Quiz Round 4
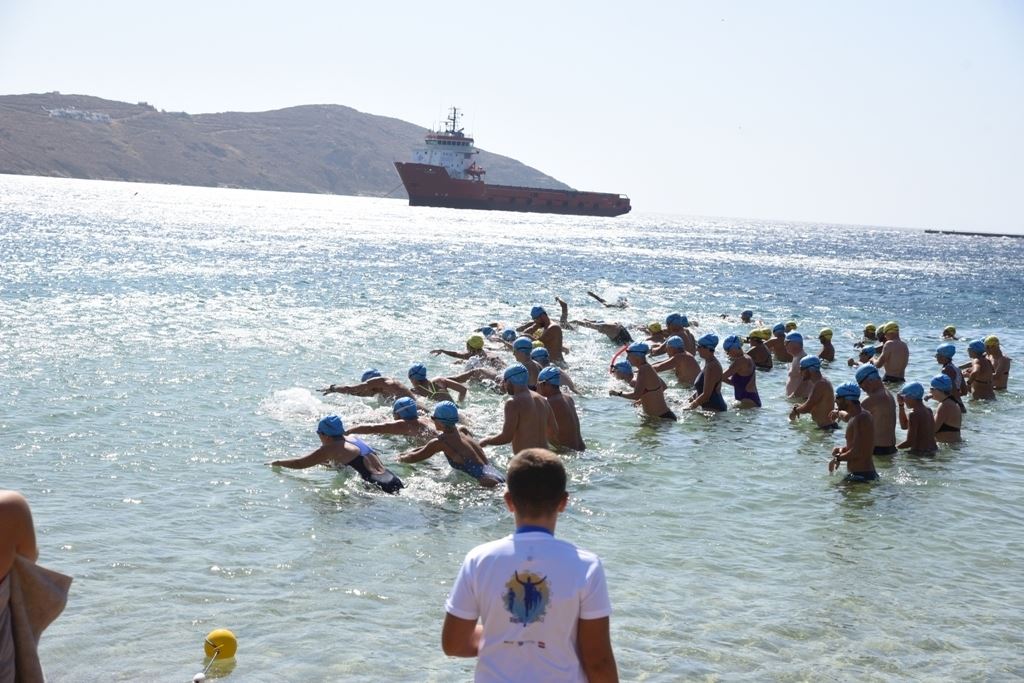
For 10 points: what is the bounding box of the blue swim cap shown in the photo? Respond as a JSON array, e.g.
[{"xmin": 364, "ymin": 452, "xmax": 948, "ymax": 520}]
[
  {"xmin": 613, "ymin": 360, "xmax": 633, "ymax": 376},
  {"xmin": 538, "ymin": 366, "xmax": 561, "ymax": 385},
  {"xmin": 835, "ymin": 382, "xmax": 861, "ymax": 400},
  {"xmin": 968, "ymin": 340, "xmax": 986, "ymax": 354},
  {"xmin": 665, "ymin": 313, "xmax": 683, "ymax": 327},
  {"xmin": 530, "ymin": 347, "xmax": 550, "ymax": 362},
  {"xmin": 799, "ymin": 355, "xmax": 821, "ymax": 371},
  {"xmin": 723, "ymin": 335, "xmax": 742, "ymax": 351},
  {"xmin": 772, "ymin": 323, "xmax": 786, "ymax": 334},
  {"xmin": 513, "ymin": 336, "xmax": 533, "ymax": 352},
  {"xmin": 860, "ymin": 345, "xmax": 876, "ymax": 357},
  {"xmin": 855, "ymin": 364, "xmax": 880, "ymax": 383},
  {"xmin": 898, "ymin": 382, "xmax": 925, "ymax": 400},
  {"xmin": 741, "ymin": 310, "xmax": 753, "ymax": 318},
  {"xmin": 361, "ymin": 368, "xmax": 381, "ymax": 382},
  {"xmin": 665, "ymin": 335, "xmax": 685, "ymax": 350},
  {"xmin": 697, "ymin": 333, "xmax": 719, "ymax": 350},
  {"xmin": 408, "ymin": 363, "xmax": 428, "ymax": 381},
  {"xmin": 627, "ymin": 342, "xmax": 650, "ymax": 355},
  {"xmin": 935, "ymin": 343, "xmax": 956, "ymax": 359},
  {"xmin": 393, "ymin": 397, "xmax": 418, "ymax": 420},
  {"xmin": 501, "ymin": 329, "xmax": 516, "ymax": 342},
  {"xmin": 930, "ymin": 374, "xmax": 953, "ymax": 393},
  {"xmin": 785, "ymin": 332, "xmax": 803, "ymax": 344},
  {"xmin": 317, "ymin": 415, "xmax": 345, "ymax": 437},
  {"xmin": 479, "ymin": 327, "xmax": 495, "ymax": 337},
  {"xmin": 432, "ymin": 400, "xmax": 459, "ymax": 425},
  {"xmin": 530, "ymin": 306, "xmax": 547, "ymax": 319},
  {"xmin": 503, "ymin": 364, "xmax": 529, "ymax": 385}
]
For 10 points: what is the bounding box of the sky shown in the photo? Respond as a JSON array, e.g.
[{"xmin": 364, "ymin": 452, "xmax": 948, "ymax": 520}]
[{"xmin": 1, "ymin": 0, "xmax": 1022, "ymax": 233}]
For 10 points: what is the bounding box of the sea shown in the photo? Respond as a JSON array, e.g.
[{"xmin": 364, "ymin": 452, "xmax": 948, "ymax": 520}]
[{"xmin": 1, "ymin": 174, "xmax": 1022, "ymax": 682}]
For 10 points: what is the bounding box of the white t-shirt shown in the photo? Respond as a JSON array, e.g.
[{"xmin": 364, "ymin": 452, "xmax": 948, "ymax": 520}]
[{"xmin": 445, "ymin": 530, "xmax": 612, "ymax": 683}]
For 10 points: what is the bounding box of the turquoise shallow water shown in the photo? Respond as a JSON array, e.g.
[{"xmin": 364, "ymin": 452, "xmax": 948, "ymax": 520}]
[{"xmin": 1, "ymin": 174, "xmax": 1023, "ymax": 681}]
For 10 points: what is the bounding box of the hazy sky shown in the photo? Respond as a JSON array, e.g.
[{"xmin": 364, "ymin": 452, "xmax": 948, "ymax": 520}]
[{"xmin": 2, "ymin": 1, "xmax": 1022, "ymax": 233}]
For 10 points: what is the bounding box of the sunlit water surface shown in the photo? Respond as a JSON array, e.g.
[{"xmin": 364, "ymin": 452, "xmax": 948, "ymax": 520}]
[{"xmin": 1, "ymin": 175, "xmax": 1022, "ymax": 681}]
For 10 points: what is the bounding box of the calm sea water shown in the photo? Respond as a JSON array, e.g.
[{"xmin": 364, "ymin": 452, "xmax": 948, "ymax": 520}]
[{"xmin": 2, "ymin": 174, "xmax": 1022, "ymax": 682}]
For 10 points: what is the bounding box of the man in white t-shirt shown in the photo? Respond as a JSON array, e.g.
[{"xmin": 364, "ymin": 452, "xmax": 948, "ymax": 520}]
[{"xmin": 442, "ymin": 449, "xmax": 618, "ymax": 682}]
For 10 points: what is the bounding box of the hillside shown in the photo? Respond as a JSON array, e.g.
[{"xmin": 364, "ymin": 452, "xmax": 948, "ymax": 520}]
[{"xmin": 0, "ymin": 93, "xmax": 570, "ymax": 197}]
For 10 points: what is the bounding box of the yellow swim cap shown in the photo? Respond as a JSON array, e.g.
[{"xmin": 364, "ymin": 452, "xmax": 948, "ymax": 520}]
[
  {"xmin": 466, "ymin": 334, "xmax": 485, "ymax": 350},
  {"xmin": 648, "ymin": 322, "xmax": 663, "ymax": 333},
  {"xmin": 532, "ymin": 328, "xmax": 545, "ymax": 340},
  {"xmin": 819, "ymin": 328, "xmax": 833, "ymax": 340},
  {"xmin": 883, "ymin": 321, "xmax": 899, "ymax": 333},
  {"xmin": 750, "ymin": 328, "xmax": 771, "ymax": 341},
  {"xmin": 943, "ymin": 325, "xmax": 956, "ymax": 336},
  {"xmin": 785, "ymin": 321, "xmax": 797, "ymax": 332},
  {"xmin": 984, "ymin": 335, "xmax": 999, "ymax": 348},
  {"xmin": 532, "ymin": 340, "xmax": 545, "ymax": 348},
  {"xmin": 864, "ymin": 324, "xmax": 876, "ymax": 333}
]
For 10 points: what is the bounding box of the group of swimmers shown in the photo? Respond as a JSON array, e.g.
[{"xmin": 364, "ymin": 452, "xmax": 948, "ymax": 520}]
[{"xmin": 268, "ymin": 297, "xmax": 1012, "ymax": 489}]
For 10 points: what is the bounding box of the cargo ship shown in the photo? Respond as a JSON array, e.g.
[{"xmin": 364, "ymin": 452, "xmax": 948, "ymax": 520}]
[{"xmin": 394, "ymin": 108, "xmax": 630, "ymax": 217}]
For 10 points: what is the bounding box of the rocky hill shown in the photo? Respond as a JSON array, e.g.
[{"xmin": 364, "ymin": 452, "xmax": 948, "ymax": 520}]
[{"xmin": 0, "ymin": 92, "xmax": 569, "ymax": 197}]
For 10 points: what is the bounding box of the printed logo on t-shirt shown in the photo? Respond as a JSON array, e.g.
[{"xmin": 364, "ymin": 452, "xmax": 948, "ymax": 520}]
[{"xmin": 504, "ymin": 570, "xmax": 550, "ymax": 626}]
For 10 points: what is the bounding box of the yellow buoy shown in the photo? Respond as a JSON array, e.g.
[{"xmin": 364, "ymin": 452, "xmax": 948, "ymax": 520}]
[{"xmin": 204, "ymin": 628, "xmax": 238, "ymax": 659}]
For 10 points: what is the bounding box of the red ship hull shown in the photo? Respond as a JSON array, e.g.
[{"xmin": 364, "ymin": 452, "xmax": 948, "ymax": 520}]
[{"xmin": 394, "ymin": 162, "xmax": 631, "ymax": 217}]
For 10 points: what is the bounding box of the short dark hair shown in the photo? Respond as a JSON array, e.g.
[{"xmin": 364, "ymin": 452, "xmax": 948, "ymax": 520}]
[{"xmin": 506, "ymin": 449, "xmax": 566, "ymax": 516}]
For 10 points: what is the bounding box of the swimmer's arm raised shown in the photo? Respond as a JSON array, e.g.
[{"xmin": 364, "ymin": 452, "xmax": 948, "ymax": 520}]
[
  {"xmin": 270, "ymin": 446, "xmax": 332, "ymax": 469},
  {"xmin": 347, "ymin": 422, "xmax": 405, "ymax": 436},
  {"xmin": 398, "ymin": 439, "xmax": 443, "ymax": 464},
  {"xmin": 431, "ymin": 348, "xmax": 472, "ymax": 360},
  {"xmin": 439, "ymin": 378, "xmax": 468, "ymax": 402},
  {"xmin": 897, "ymin": 396, "xmax": 910, "ymax": 430}
]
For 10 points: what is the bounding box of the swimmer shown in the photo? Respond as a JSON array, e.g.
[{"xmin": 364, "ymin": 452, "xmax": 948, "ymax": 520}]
[
  {"xmin": 785, "ymin": 321, "xmax": 798, "ymax": 333},
  {"xmin": 853, "ymin": 323, "xmax": 877, "ymax": 349},
  {"xmin": 850, "ymin": 364, "xmax": 898, "ymax": 455},
  {"xmin": 571, "ymin": 319, "xmax": 633, "ymax": 346},
  {"xmin": 398, "ymin": 402, "xmax": 506, "ymax": 488},
  {"xmin": 985, "ymin": 336, "xmax": 1011, "ymax": 390},
  {"xmin": 408, "ymin": 363, "xmax": 468, "ymax": 403},
  {"xmin": 511, "ymin": 337, "xmax": 543, "ymax": 387},
  {"xmin": 524, "ymin": 306, "xmax": 565, "ymax": 363},
  {"xmin": 270, "ymin": 415, "xmax": 404, "ymax": 494},
  {"xmin": 745, "ymin": 328, "xmax": 773, "ymax": 370},
  {"xmin": 828, "ymin": 383, "xmax": 878, "ymax": 482},
  {"xmin": 686, "ymin": 334, "xmax": 727, "ymax": 412},
  {"xmin": 784, "ymin": 332, "xmax": 813, "ymax": 399},
  {"xmin": 531, "ymin": 347, "xmax": 580, "ymax": 394},
  {"xmin": 721, "ymin": 335, "xmax": 761, "ymax": 408},
  {"xmin": 896, "ymin": 383, "xmax": 937, "ymax": 455},
  {"xmin": 872, "ymin": 321, "xmax": 909, "ymax": 383},
  {"xmin": 962, "ymin": 340, "xmax": 996, "ymax": 400},
  {"xmin": 431, "ymin": 334, "xmax": 505, "ymax": 369},
  {"xmin": 766, "ymin": 323, "xmax": 793, "ymax": 363},
  {"xmin": 651, "ymin": 313, "xmax": 696, "ymax": 356},
  {"xmin": 847, "ymin": 345, "xmax": 876, "ymax": 368},
  {"xmin": 641, "ymin": 321, "xmax": 668, "ymax": 344},
  {"xmin": 535, "ymin": 366, "xmax": 586, "ymax": 451},
  {"xmin": 942, "ymin": 325, "xmax": 958, "ymax": 340},
  {"xmin": 321, "ymin": 368, "xmax": 419, "ymax": 403},
  {"xmin": 934, "ymin": 343, "xmax": 967, "ymax": 413},
  {"xmin": 788, "ymin": 356, "xmax": 835, "ymax": 427},
  {"xmin": 586, "ymin": 290, "xmax": 628, "ymax": 308},
  {"xmin": 818, "ymin": 328, "xmax": 835, "ymax": 362},
  {"xmin": 740, "ymin": 309, "xmax": 754, "ymax": 324},
  {"xmin": 611, "ymin": 360, "xmax": 637, "ymax": 387},
  {"xmin": 929, "ymin": 374, "xmax": 962, "ymax": 443},
  {"xmin": 651, "ymin": 335, "xmax": 701, "ymax": 386},
  {"xmin": 345, "ymin": 397, "xmax": 437, "ymax": 439},
  {"xmin": 480, "ymin": 365, "xmax": 557, "ymax": 453},
  {"xmin": 610, "ymin": 342, "xmax": 676, "ymax": 420}
]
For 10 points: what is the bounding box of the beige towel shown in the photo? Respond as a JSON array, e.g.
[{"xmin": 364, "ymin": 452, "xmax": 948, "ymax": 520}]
[{"xmin": 7, "ymin": 557, "xmax": 72, "ymax": 683}]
